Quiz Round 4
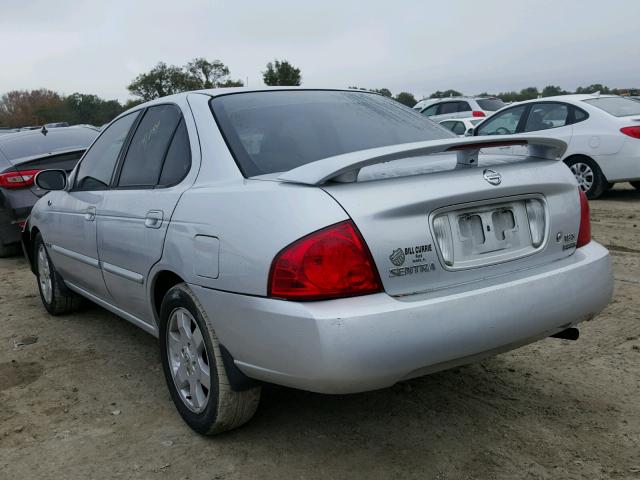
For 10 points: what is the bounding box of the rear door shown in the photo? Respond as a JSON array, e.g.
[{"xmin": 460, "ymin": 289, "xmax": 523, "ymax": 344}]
[
  {"xmin": 44, "ymin": 113, "xmax": 140, "ymax": 299},
  {"xmin": 96, "ymin": 104, "xmax": 194, "ymax": 324}
]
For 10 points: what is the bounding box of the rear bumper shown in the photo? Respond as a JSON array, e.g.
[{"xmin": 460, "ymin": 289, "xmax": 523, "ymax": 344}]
[{"xmin": 190, "ymin": 241, "xmax": 612, "ymax": 394}]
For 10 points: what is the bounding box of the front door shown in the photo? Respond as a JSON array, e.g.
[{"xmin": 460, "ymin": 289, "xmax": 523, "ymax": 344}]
[
  {"xmin": 43, "ymin": 111, "xmax": 141, "ymax": 299},
  {"xmin": 97, "ymin": 104, "xmax": 194, "ymax": 324}
]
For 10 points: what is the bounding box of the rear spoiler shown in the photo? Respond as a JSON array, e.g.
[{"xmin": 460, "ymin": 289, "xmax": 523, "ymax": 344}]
[{"xmin": 277, "ymin": 135, "xmax": 567, "ymax": 185}]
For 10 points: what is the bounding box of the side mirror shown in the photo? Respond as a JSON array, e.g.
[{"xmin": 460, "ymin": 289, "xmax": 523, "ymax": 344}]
[
  {"xmin": 465, "ymin": 128, "xmax": 475, "ymax": 137},
  {"xmin": 35, "ymin": 169, "xmax": 67, "ymax": 191}
]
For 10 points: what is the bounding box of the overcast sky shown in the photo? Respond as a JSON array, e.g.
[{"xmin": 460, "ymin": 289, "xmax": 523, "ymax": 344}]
[{"xmin": 1, "ymin": 0, "xmax": 638, "ymax": 102}]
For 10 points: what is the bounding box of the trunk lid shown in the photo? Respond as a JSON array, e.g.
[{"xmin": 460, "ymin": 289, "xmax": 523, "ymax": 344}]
[{"xmin": 322, "ymin": 155, "xmax": 581, "ymax": 296}]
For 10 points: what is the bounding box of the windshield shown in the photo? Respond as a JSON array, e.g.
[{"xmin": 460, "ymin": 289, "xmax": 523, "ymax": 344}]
[
  {"xmin": 476, "ymin": 98, "xmax": 506, "ymax": 111},
  {"xmin": 210, "ymin": 90, "xmax": 454, "ymax": 176},
  {"xmin": 583, "ymin": 97, "xmax": 640, "ymax": 117}
]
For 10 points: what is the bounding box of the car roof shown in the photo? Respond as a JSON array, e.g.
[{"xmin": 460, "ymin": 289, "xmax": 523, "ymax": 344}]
[
  {"xmin": 0, "ymin": 126, "xmax": 98, "ymax": 162},
  {"xmin": 512, "ymin": 93, "xmax": 621, "ymax": 106}
]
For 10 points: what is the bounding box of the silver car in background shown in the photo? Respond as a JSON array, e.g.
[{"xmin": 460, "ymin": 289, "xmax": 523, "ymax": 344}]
[{"xmin": 22, "ymin": 88, "xmax": 613, "ymax": 435}]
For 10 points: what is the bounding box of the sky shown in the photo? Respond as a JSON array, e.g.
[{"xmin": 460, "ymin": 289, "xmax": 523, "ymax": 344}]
[{"xmin": 1, "ymin": 0, "xmax": 638, "ymax": 102}]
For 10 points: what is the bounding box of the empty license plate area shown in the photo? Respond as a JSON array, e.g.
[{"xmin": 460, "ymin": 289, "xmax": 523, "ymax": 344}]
[{"xmin": 432, "ymin": 199, "xmax": 545, "ymax": 270}]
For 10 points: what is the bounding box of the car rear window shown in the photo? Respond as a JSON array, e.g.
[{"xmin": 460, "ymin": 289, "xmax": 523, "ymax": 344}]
[
  {"xmin": 476, "ymin": 98, "xmax": 506, "ymax": 111},
  {"xmin": 210, "ymin": 90, "xmax": 454, "ymax": 176},
  {"xmin": 583, "ymin": 97, "xmax": 640, "ymax": 117},
  {"xmin": 0, "ymin": 127, "xmax": 97, "ymax": 162}
]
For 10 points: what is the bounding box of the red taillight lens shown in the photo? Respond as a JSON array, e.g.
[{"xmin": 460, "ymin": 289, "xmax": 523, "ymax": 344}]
[
  {"xmin": 0, "ymin": 169, "xmax": 40, "ymax": 188},
  {"xmin": 268, "ymin": 220, "xmax": 383, "ymax": 301},
  {"xmin": 472, "ymin": 111, "xmax": 486, "ymax": 117},
  {"xmin": 577, "ymin": 189, "xmax": 591, "ymax": 248},
  {"xmin": 620, "ymin": 126, "xmax": 640, "ymax": 139}
]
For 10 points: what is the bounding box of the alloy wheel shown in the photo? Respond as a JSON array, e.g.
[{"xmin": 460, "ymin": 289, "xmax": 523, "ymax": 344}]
[
  {"xmin": 570, "ymin": 162, "xmax": 594, "ymax": 193},
  {"xmin": 37, "ymin": 244, "xmax": 53, "ymax": 304},
  {"xmin": 166, "ymin": 307, "xmax": 211, "ymax": 413}
]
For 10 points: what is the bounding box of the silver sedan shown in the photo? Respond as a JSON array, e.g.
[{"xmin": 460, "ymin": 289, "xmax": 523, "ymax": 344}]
[{"xmin": 22, "ymin": 88, "xmax": 613, "ymax": 434}]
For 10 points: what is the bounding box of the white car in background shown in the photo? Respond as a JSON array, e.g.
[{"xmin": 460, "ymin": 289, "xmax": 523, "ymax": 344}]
[
  {"xmin": 471, "ymin": 94, "xmax": 640, "ymax": 198},
  {"xmin": 439, "ymin": 118, "xmax": 483, "ymax": 136},
  {"xmin": 414, "ymin": 97, "xmax": 507, "ymax": 122}
]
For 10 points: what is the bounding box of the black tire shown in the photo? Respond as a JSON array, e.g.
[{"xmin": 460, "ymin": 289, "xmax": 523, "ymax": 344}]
[
  {"xmin": 606, "ymin": 182, "xmax": 615, "ymax": 190},
  {"xmin": 33, "ymin": 233, "xmax": 83, "ymax": 315},
  {"xmin": 630, "ymin": 181, "xmax": 640, "ymax": 190},
  {"xmin": 564, "ymin": 156, "xmax": 607, "ymax": 199},
  {"xmin": 159, "ymin": 283, "xmax": 260, "ymax": 435}
]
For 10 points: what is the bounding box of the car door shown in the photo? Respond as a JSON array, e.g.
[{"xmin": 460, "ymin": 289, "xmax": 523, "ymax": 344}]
[
  {"xmin": 511, "ymin": 102, "xmax": 574, "ymax": 156},
  {"xmin": 96, "ymin": 104, "xmax": 194, "ymax": 324},
  {"xmin": 44, "ymin": 112, "xmax": 140, "ymax": 299},
  {"xmin": 475, "ymin": 104, "xmax": 529, "ymax": 156}
]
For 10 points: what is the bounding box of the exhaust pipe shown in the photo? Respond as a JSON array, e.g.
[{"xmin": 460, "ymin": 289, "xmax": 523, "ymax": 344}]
[{"xmin": 551, "ymin": 327, "xmax": 580, "ymax": 341}]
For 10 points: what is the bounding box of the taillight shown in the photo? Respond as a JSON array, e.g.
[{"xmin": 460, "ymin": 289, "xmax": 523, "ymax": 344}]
[
  {"xmin": 472, "ymin": 111, "xmax": 486, "ymax": 118},
  {"xmin": 268, "ymin": 220, "xmax": 382, "ymax": 301},
  {"xmin": 620, "ymin": 126, "xmax": 640, "ymax": 139},
  {"xmin": 0, "ymin": 169, "xmax": 40, "ymax": 188},
  {"xmin": 577, "ymin": 189, "xmax": 591, "ymax": 248}
]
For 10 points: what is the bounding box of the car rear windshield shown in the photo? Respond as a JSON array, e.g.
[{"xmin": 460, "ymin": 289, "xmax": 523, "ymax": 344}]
[
  {"xmin": 583, "ymin": 97, "xmax": 640, "ymax": 117},
  {"xmin": 475, "ymin": 98, "xmax": 506, "ymax": 111},
  {"xmin": 0, "ymin": 127, "xmax": 97, "ymax": 162},
  {"xmin": 210, "ymin": 90, "xmax": 453, "ymax": 176}
]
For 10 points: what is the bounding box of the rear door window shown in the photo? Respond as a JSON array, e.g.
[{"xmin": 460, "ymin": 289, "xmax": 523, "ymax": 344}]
[
  {"xmin": 439, "ymin": 102, "xmax": 460, "ymax": 115},
  {"xmin": 439, "ymin": 121, "xmax": 456, "ymax": 132},
  {"xmin": 457, "ymin": 102, "xmax": 472, "ymax": 113},
  {"xmin": 476, "ymin": 105, "xmax": 527, "ymax": 136},
  {"xmin": 75, "ymin": 112, "xmax": 140, "ymax": 191},
  {"xmin": 158, "ymin": 119, "xmax": 191, "ymax": 187},
  {"xmin": 523, "ymin": 103, "xmax": 569, "ymax": 132},
  {"xmin": 117, "ymin": 105, "xmax": 182, "ymax": 188}
]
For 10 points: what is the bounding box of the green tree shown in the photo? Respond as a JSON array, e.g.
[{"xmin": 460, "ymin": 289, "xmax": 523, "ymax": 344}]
[
  {"xmin": 371, "ymin": 88, "xmax": 392, "ymax": 97},
  {"xmin": 541, "ymin": 85, "xmax": 568, "ymax": 97},
  {"xmin": 262, "ymin": 59, "xmax": 302, "ymax": 86},
  {"xmin": 575, "ymin": 83, "xmax": 611, "ymax": 94},
  {"xmin": 127, "ymin": 62, "xmax": 196, "ymax": 101},
  {"xmin": 394, "ymin": 91, "xmax": 417, "ymax": 107},
  {"xmin": 186, "ymin": 58, "xmax": 243, "ymax": 89},
  {"xmin": 430, "ymin": 89, "xmax": 463, "ymax": 99},
  {"xmin": 63, "ymin": 93, "xmax": 124, "ymax": 126}
]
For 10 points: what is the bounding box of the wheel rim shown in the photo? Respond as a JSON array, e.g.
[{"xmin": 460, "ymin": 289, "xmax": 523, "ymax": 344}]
[
  {"xmin": 570, "ymin": 162, "xmax": 594, "ymax": 192},
  {"xmin": 166, "ymin": 307, "xmax": 211, "ymax": 413},
  {"xmin": 37, "ymin": 244, "xmax": 53, "ymax": 304}
]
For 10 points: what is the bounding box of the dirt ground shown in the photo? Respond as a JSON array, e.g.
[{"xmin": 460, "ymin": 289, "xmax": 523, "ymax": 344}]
[{"xmin": 0, "ymin": 186, "xmax": 639, "ymax": 480}]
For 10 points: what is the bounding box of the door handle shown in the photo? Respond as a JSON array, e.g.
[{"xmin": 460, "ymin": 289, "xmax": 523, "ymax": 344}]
[
  {"xmin": 84, "ymin": 206, "xmax": 96, "ymax": 221},
  {"xmin": 145, "ymin": 210, "xmax": 164, "ymax": 229}
]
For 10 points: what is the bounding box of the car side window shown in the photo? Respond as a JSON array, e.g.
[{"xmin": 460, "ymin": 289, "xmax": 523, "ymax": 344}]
[
  {"xmin": 457, "ymin": 102, "xmax": 472, "ymax": 112},
  {"xmin": 571, "ymin": 106, "xmax": 589, "ymax": 124},
  {"xmin": 421, "ymin": 104, "xmax": 439, "ymax": 117},
  {"xmin": 440, "ymin": 121, "xmax": 456, "ymax": 132},
  {"xmin": 452, "ymin": 121, "xmax": 466, "ymax": 135},
  {"xmin": 158, "ymin": 118, "xmax": 191, "ymax": 187},
  {"xmin": 117, "ymin": 105, "xmax": 182, "ymax": 188},
  {"xmin": 439, "ymin": 102, "xmax": 459, "ymax": 115},
  {"xmin": 74, "ymin": 112, "xmax": 139, "ymax": 191},
  {"xmin": 476, "ymin": 105, "xmax": 527, "ymax": 136},
  {"xmin": 523, "ymin": 103, "xmax": 569, "ymax": 132}
]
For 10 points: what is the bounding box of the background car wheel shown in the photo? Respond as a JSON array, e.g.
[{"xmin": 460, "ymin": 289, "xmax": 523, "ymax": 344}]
[
  {"xmin": 159, "ymin": 283, "xmax": 261, "ymax": 435},
  {"xmin": 33, "ymin": 233, "xmax": 83, "ymax": 315},
  {"xmin": 565, "ymin": 156, "xmax": 606, "ymax": 199},
  {"xmin": 630, "ymin": 181, "xmax": 640, "ymax": 191}
]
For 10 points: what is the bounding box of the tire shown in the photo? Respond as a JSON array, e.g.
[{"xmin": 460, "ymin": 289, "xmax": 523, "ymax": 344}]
[
  {"xmin": 159, "ymin": 283, "xmax": 261, "ymax": 435},
  {"xmin": 33, "ymin": 233, "xmax": 84, "ymax": 315},
  {"xmin": 606, "ymin": 182, "xmax": 615, "ymax": 190},
  {"xmin": 630, "ymin": 181, "xmax": 640, "ymax": 190},
  {"xmin": 564, "ymin": 156, "xmax": 607, "ymax": 199}
]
